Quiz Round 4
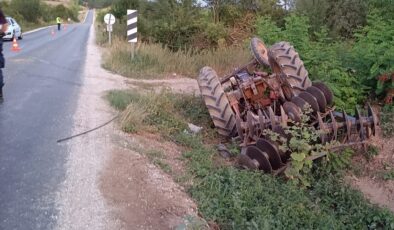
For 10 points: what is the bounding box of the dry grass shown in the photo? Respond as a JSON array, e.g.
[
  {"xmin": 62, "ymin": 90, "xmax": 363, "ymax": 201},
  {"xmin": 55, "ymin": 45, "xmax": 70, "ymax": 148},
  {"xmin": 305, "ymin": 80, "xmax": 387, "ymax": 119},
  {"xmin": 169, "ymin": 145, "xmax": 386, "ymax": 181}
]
[
  {"xmin": 119, "ymin": 103, "xmax": 148, "ymax": 133},
  {"xmin": 43, "ymin": 0, "xmax": 73, "ymax": 7},
  {"xmin": 101, "ymin": 38, "xmax": 250, "ymax": 79}
]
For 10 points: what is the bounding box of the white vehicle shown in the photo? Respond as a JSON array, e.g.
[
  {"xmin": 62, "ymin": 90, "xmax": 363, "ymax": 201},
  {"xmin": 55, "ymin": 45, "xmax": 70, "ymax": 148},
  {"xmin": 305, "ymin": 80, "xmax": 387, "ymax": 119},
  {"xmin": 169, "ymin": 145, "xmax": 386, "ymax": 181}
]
[{"xmin": 3, "ymin": 17, "xmax": 22, "ymax": 40}]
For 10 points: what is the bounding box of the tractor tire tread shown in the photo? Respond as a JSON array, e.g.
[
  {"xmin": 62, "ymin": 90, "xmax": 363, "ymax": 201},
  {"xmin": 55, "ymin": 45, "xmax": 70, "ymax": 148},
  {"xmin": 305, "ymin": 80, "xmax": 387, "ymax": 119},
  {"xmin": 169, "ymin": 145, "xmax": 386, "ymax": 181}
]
[
  {"xmin": 198, "ymin": 66, "xmax": 236, "ymax": 137},
  {"xmin": 269, "ymin": 42, "xmax": 312, "ymax": 94}
]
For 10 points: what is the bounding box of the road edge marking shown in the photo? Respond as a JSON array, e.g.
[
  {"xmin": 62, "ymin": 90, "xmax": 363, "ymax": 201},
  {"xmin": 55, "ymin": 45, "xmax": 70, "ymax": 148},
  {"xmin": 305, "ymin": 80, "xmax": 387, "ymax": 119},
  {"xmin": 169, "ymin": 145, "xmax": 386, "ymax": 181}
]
[
  {"xmin": 24, "ymin": 26, "xmax": 53, "ymax": 35},
  {"xmin": 82, "ymin": 10, "xmax": 89, "ymax": 24}
]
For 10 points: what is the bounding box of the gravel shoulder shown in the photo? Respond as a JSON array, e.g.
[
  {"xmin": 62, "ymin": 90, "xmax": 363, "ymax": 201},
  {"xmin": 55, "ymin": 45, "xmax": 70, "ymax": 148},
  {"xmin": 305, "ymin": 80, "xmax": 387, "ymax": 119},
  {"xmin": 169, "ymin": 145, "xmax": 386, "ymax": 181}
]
[{"xmin": 55, "ymin": 11, "xmax": 198, "ymax": 230}]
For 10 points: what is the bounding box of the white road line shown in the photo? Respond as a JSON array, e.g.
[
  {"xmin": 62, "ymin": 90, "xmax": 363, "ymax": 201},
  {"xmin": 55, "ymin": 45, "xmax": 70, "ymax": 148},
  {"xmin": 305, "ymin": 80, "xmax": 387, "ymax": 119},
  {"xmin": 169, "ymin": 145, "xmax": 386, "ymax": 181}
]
[
  {"xmin": 82, "ymin": 10, "xmax": 89, "ymax": 24},
  {"xmin": 24, "ymin": 26, "xmax": 53, "ymax": 35}
]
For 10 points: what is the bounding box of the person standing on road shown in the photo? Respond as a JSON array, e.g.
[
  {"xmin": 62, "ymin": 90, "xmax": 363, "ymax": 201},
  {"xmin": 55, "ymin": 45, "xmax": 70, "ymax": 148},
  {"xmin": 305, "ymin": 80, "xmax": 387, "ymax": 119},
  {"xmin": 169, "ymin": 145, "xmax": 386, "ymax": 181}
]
[
  {"xmin": 0, "ymin": 7, "xmax": 9, "ymax": 100},
  {"xmin": 56, "ymin": 17, "xmax": 62, "ymax": 31}
]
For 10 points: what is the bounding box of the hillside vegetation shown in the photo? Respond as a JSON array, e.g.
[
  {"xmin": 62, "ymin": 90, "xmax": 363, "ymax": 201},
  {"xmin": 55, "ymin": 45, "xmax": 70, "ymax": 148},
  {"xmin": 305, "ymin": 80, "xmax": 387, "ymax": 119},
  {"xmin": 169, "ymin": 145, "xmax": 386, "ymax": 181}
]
[
  {"xmin": 0, "ymin": 0, "xmax": 80, "ymax": 31},
  {"xmin": 95, "ymin": 0, "xmax": 393, "ymax": 111}
]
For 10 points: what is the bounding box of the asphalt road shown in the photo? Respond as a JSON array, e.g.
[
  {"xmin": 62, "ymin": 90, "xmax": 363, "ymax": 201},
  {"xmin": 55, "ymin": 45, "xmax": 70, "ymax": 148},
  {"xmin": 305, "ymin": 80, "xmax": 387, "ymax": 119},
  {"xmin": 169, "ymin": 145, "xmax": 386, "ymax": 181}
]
[{"xmin": 0, "ymin": 10, "xmax": 93, "ymax": 229}]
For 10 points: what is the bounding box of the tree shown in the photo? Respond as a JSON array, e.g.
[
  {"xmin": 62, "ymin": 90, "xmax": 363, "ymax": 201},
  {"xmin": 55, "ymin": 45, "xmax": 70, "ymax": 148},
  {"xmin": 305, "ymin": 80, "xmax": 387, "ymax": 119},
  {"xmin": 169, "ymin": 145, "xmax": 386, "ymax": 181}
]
[
  {"xmin": 325, "ymin": 0, "xmax": 367, "ymax": 38},
  {"xmin": 295, "ymin": 0, "xmax": 367, "ymax": 38},
  {"xmin": 86, "ymin": 0, "xmax": 112, "ymax": 8},
  {"xmin": 295, "ymin": 0, "xmax": 329, "ymax": 34},
  {"xmin": 111, "ymin": 0, "xmax": 140, "ymax": 19}
]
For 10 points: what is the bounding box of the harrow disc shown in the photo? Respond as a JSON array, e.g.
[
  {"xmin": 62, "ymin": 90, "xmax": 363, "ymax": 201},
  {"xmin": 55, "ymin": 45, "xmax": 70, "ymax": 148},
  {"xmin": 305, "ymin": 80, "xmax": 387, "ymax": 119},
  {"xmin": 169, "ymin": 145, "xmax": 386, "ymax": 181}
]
[
  {"xmin": 256, "ymin": 138, "xmax": 283, "ymax": 170},
  {"xmin": 298, "ymin": 91, "xmax": 319, "ymax": 113},
  {"xmin": 250, "ymin": 37, "xmax": 270, "ymax": 66},
  {"xmin": 245, "ymin": 146, "xmax": 272, "ymax": 173},
  {"xmin": 272, "ymin": 125, "xmax": 288, "ymax": 139},
  {"xmin": 306, "ymin": 86, "xmax": 327, "ymax": 113},
  {"xmin": 283, "ymin": 102, "xmax": 301, "ymax": 123},
  {"xmin": 291, "ymin": 96, "xmax": 308, "ymax": 111},
  {"xmin": 238, "ymin": 154, "xmax": 258, "ymax": 170},
  {"xmin": 312, "ymin": 82, "xmax": 333, "ymax": 106}
]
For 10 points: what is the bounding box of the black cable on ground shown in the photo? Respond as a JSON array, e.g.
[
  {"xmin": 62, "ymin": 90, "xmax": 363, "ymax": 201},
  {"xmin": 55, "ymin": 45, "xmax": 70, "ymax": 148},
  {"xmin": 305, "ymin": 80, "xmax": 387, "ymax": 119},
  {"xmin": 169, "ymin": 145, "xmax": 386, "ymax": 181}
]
[{"xmin": 57, "ymin": 115, "xmax": 119, "ymax": 143}]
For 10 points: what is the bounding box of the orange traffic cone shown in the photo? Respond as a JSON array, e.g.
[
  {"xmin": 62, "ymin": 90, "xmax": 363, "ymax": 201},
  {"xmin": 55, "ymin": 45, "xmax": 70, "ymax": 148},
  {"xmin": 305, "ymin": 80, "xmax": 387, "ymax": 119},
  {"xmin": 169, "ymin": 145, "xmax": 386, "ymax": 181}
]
[{"xmin": 11, "ymin": 38, "xmax": 21, "ymax": 52}]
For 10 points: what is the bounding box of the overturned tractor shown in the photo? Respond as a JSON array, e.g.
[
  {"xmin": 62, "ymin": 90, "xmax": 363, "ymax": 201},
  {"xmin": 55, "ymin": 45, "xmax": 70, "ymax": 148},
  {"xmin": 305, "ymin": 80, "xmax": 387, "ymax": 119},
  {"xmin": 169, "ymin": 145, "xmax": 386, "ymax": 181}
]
[{"xmin": 197, "ymin": 38, "xmax": 378, "ymax": 174}]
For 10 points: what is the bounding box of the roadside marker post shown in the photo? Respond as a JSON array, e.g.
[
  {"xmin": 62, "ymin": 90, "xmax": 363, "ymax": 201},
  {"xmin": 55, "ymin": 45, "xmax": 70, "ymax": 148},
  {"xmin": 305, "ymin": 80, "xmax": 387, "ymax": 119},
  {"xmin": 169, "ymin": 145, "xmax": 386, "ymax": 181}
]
[
  {"xmin": 127, "ymin": 10, "xmax": 138, "ymax": 60},
  {"xmin": 104, "ymin": 13, "xmax": 116, "ymax": 45}
]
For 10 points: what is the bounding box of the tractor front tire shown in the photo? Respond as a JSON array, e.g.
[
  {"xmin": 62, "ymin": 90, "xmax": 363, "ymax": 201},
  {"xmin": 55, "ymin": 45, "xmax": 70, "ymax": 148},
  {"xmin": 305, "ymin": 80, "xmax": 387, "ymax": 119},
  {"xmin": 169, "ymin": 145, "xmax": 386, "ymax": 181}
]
[{"xmin": 197, "ymin": 67, "xmax": 236, "ymax": 138}]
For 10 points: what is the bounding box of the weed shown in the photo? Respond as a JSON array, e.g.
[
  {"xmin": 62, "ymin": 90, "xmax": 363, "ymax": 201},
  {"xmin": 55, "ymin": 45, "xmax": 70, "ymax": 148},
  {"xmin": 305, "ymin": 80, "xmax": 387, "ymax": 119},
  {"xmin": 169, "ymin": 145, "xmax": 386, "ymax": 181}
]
[
  {"xmin": 145, "ymin": 149, "xmax": 164, "ymax": 159},
  {"xmin": 382, "ymin": 170, "xmax": 394, "ymax": 180},
  {"xmin": 153, "ymin": 159, "xmax": 172, "ymax": 174},
  {"xmin": 263, "ymin": 111, "xmax": 332, "ymax": 187},
  {"xmin": 226, "ymin": 141, "xmax": 241, "ymax": 157},
  {"xmin": 106, "ymin": 90, "xmax": 141, "ymax": 111},
  {"xmin": 321, "ymin": 148, "xmax": 354, "ymax": 174},
  {"xmin": 364, "ymin": 145, "xmax": 380, "ymax": 161},
  {"xmin": 176, "ymin": 215, "xmax": 209, "ymax": 230},
  {"xmin": 381, "ymin": 105, "xmax": 394, "ymax": 137},
  {"xmin": 119, "ymin": 103, "xmax": 147, "ymax": 133}
]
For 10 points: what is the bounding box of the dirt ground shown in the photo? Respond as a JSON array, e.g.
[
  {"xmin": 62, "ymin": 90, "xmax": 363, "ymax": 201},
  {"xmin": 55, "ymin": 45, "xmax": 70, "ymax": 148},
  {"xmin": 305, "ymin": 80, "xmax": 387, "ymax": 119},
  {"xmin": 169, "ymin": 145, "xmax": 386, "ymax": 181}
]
[
  {"xmin": 347, "ymin": 125, "xmax": 394, "ymax": 212},
  {"xmin": 55, "ymin": 12, "xmax": 200, "ymax": 230}
]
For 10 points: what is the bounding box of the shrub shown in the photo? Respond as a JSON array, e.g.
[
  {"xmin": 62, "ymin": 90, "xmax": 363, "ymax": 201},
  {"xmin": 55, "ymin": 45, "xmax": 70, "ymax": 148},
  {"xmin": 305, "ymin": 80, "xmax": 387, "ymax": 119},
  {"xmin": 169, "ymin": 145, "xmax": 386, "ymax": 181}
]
[
  {"xmin": 255, "ymin": 15, "xmax": 365, "ymax": 112},
  {"xmin": 350, "ymin": 11, "xmax": 394, "ymax": 99}
]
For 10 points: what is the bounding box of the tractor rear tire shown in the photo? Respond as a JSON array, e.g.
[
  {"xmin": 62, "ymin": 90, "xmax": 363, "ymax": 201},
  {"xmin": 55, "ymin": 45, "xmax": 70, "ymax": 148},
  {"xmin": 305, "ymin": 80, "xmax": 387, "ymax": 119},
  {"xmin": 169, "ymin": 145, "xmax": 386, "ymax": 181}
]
[
  {"xmin": 198, "ymin": 67, "xmax": 236, "ymax": 138},
  {"xmin": 269, "ymin": 42, "xmax": 312, "ymax": 99}
]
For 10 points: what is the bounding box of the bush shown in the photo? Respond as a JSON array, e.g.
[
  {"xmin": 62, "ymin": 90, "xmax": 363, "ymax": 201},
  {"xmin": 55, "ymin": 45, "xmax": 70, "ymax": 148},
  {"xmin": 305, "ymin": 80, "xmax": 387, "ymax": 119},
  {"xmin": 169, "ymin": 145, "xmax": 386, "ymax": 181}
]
[
  {"xmin": 10, "ymin": 0, "xmax": 41, "ymax": 22},
  {"xmin": 255, "ymin": 15, "xmax": 365, "ymax": 112},
  {"xmin": 1, "ymin": 0, "xmax": 80, "ymax": 31},
  {"xmin": 350, "ymin": 11, "xmax": 394, "ymax": 99}
]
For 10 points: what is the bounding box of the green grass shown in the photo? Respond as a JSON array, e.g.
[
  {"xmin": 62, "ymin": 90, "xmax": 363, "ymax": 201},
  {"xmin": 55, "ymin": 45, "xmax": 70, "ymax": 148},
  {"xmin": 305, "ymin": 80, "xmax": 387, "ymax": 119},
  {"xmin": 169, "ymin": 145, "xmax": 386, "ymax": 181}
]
[
  {"xmin": 107, "ymin": 89, "xmax": 394, "ymax": 229},
  {"xmin": 383, "ymin": 170, "xmax": 394, "ymax": 180},
  {"xmin": 187, "ymin": 149, "xmax": 394, "ymax": 229},
  {"xmin": 106, "ymin": 89, "xmax": 215, "ymax": 140}
]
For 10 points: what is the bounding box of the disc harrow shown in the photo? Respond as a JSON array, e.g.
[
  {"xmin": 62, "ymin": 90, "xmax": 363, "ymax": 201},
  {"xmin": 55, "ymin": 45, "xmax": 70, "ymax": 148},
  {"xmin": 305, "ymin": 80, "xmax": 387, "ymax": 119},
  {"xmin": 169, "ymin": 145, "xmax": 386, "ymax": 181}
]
[
  {"xmin": 235, "ymin": 99, "xmax": 377, "ymax": 173},
  {"xmin": 197, "ymin": 37, "xmax": 378, "ymax": 175}
]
